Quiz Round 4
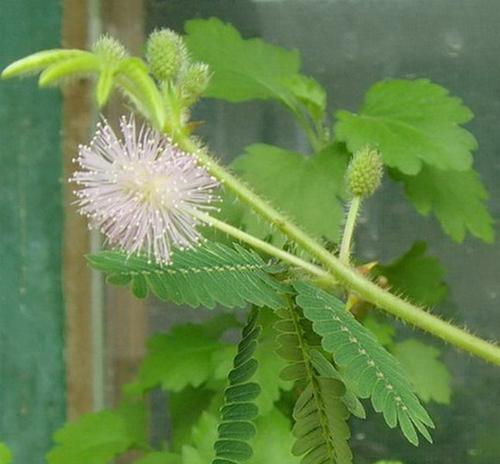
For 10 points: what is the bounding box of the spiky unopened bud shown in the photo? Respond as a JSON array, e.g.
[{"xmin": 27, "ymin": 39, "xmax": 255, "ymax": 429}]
[
  {"xmin": 146, "ymin": 29, "xmax": 188, "ymax": 82},
  {"xmin": 180, "ymin": 62, "xmax": 211, "ymax": 102},
  {"xmin": 346, "ymin": 147, "xmax": 383, "ymax": 198},
  {"xmin": 92, "ymin": 35, "xmax": 127, "ymax": 65}
]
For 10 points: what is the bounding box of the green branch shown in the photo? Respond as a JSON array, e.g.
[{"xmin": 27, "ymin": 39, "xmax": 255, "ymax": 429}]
[
  {"xmin": 181, "ymin": 137, "xmax": 500, "ymax": 366},
  {"xmin": 339, "ymin": 196, "xmax": 362, "ymax": 265}
]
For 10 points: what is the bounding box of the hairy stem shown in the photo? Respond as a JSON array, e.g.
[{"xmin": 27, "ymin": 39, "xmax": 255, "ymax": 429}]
[
  {"xmin": 195, "ymin": 211, "xmax": 332, "ymax": 281},
  {"xmin": 178, "ymin": 137, "xmax": 500, "ymax": 365},
  {"xmin": 339, "ymin": 196, "xmax": 361, "ymax": 265}
]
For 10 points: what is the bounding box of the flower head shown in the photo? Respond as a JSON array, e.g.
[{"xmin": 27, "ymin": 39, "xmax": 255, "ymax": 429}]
[
  {"xmin": 72, "ymin": 115, "xmax": 219, "ymax": 264},
  {"xmin": 346, "ymin": 146, "xmax": 384, "ymax": 198}
]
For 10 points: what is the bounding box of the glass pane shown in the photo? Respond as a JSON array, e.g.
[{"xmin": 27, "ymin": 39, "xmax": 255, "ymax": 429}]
[{"xmin": 146, "ymin": 1, "xmax": 500, "ymax": 463}]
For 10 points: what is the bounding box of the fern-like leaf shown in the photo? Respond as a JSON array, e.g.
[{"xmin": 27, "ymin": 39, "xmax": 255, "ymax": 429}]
[
  {"xmin": 275, "ymin": 303, "xmax": 353, "ymax": 464},
  {"xmin": 213, "ymin": 308, "xmax": 261, "ymax": 463},
  {"xmin": 294, "ymin": 282, "xmax": 434, "ymax": 446},
  {"xmin": 87, "ymin": 242, "xmax": 289, "ymax": 310}
]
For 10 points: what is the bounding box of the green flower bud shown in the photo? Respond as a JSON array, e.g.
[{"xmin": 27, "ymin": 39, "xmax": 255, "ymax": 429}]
[
  {"xmin": 346, "ymin": 147, "xmax": 384, "ymax": 198},
  {"xmin": 180, "ymin": 62, "xmax": 211, "ymax": 102},
  {"xmin": 92, "ymin": 35, "xmax": 127, "ymax": 65},
  {"xmin": 146, "ymin": 29, "xmax": 188, "ymax": 82}
]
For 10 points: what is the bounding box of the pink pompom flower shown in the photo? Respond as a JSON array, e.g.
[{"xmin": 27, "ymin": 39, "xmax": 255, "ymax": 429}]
[{"xmin": 71, "ymin": 115, "xmax": 219, "ymax": 265}]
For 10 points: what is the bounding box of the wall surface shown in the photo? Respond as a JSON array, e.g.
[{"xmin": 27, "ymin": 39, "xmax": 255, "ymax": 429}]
[{"xmin": 0, "ymin": 1, "xmax": 65, "ymax": 463}]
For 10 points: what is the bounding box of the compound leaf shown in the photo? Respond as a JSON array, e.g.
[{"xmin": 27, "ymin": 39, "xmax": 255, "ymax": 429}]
[
  {"xmin": 295, "ymin": 282, "xmax": 434, "ymax": 446},
  {"xmin": 275, "ymin": 303, "xmax": 354, "ymax": 464},
  {"xmin": 335, "ymin": 79, "xmax": 476, "ymax": 175},
  {"xmin": 88, "ymin": 242, "xmax": 289, "ymax": 310}
]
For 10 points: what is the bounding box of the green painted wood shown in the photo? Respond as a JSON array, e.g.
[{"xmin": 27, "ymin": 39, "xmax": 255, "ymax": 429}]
[{"xmin": 0, "ymin": 2, "xmax": 65, "ymax": 463}]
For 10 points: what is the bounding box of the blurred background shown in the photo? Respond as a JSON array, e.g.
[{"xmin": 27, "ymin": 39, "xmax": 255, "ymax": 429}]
[{"xmin": 1, "ymin": 0, "xmax": 500, "ymax": 463}]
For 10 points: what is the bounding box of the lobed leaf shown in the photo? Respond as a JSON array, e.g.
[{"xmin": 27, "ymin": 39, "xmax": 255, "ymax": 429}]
[
  {"xmin": 393, "ymin": 339, "xmax": 452, "ymax": 405},
  {"xmin": 396, "ymin": 166, "xmax": 494, "ymax": 243},
  {"xmin": 88, "ymin": 242, "xmax": 289, "ymax": 310},
  {"xmin": 127, "ymin": 318, "xmax": 237, "ymax": 394},
  {"xmin": 184, "ymin": 17, "xmax": 326, "ymax": 131},
  {"xmin": 229, "ymin": 143, "xmax": 349, "ymax": 245},
  {"xmin": 373, "ymin": 241, "xmax": 448, "ymax": 307},
  {"xmin": 335, "ymin": 79, "xmax": 476, "ymax": 175},
  {"xmin": 46, "ymin": 400, "xmax": 147, "ymax": 464},
  {"xmin": 295, "ymin": 282, "xmax": 434, "ymax": 446},
  {"xmin": 184, "ymin": 17, "xmax": 301, "ymax": 106}
]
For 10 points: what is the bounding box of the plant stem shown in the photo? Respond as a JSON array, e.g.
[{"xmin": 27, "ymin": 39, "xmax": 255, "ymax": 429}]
[
  {"xmin": 177, "ymin": 137, "xmax": 500, "ymax": 366},
  {"xmin": 339, "ymin": 196, "xmax": 361, "ymax": 265},
  {"xmin": 193, "ymin": 211, "xmax": 332, "ymax": 281}
]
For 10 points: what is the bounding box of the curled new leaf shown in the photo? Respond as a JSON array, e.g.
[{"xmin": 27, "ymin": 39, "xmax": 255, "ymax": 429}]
[
  {"xmin": 1, "ymin": 49, "xmax": 91, "ymax": 79},
  {"xmin": 38, "ymin": 53, "xmax": 100, "ymax": 86},
  {"xmin": 116, "ymin": 57, "xmax": 166, "ymax": 129}
]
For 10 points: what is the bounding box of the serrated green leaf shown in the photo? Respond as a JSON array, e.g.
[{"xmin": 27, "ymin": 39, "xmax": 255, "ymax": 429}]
[
  {"xmin": 88, "ymin": 242, "xmax": 289, "ymax": 310},
  {"xmin": 46, "ymin": 405, "xmax": 145, "ymax": 464},
  {"xmin": 397, "ymin": 166, "xmax": 494, "ymax": 243},
  {"xmin": 335, "ymin": 79, "xmax": 476, "ymax": 175},
  {"xmin": 229, "ymin": 143, "xmax": 349, "ymax": 244},
  {"xmin": 284, "ymin": 75, "xmax": 327, "ymax": 122},
  {"xmin": 170, "ymin": 387, "xmax": 218, "ymax": 452},
  {"xmin": 184, "ymin": 18, "xmax": 300, "ymax": 106},
  {"xmin": 134, "ymin": 452, "xmax": 182, "ymax": 464},
  {"xmin": 393, "ymin": 339, "xmax": 452, "ymax": 404},
  {"xmin": 0, "ymin": 443, "xmax": 12, "ymax": 464},
  {"xmin": 127, "ymin": 319, "xmax": 236, "ymax": 394},
  {"xmin": 295, "ymin": 282, "xmax": 434, "ymax": 446},
  {"xmin": 374, "ymin": 241, "xmax": 448, "ymax": 307}
]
